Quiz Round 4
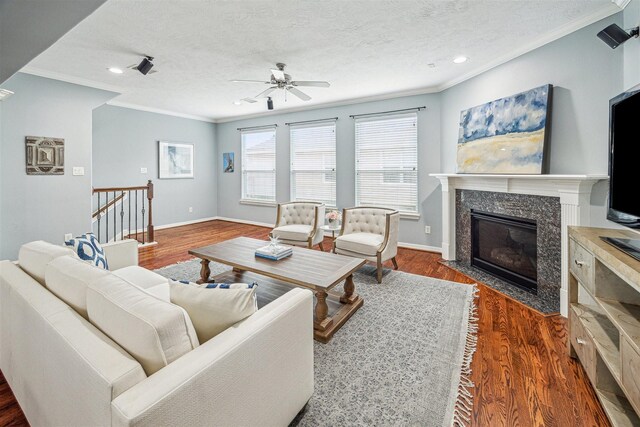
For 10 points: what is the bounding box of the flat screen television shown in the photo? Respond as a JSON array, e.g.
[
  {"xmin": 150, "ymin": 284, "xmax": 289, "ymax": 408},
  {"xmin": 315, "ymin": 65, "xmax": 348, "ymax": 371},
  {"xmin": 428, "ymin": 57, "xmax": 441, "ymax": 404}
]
[{"xmin": 602, "ymin": 84, "xmax": 640, "ymax": 261}]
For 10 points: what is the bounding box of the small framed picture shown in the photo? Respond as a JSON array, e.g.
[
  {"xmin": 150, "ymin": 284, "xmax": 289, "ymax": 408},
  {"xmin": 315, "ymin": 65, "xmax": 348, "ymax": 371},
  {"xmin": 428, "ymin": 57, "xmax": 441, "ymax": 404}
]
[
  {"xmin": 159, "ymin": 141, "xmax": 194, "ymax": 179},
  {"xmin": 223, "ymin": 152, "xmax": 234, "ymax": 173},
  {"xmin": 25, "ymin": 136, "xmax": 65, "ymax": 175}
]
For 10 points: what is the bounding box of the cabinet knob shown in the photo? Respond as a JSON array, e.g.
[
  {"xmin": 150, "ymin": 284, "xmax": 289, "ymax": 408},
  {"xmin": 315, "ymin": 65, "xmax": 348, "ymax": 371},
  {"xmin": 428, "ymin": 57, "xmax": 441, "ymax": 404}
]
[
  {"xmin": 576, "ymin": 338, "xmax": 586, "ymax": 345},
  {"xmin": 574, "ymin": 259, "xmax": 586, "ymax": 268}
]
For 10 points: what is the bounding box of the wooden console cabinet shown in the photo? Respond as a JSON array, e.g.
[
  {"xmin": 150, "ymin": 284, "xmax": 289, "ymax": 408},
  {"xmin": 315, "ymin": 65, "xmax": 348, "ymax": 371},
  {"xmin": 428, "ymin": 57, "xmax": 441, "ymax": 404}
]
[{"xmin": 569, "ymin": 226, "xmax": 640, "ymax": 426}]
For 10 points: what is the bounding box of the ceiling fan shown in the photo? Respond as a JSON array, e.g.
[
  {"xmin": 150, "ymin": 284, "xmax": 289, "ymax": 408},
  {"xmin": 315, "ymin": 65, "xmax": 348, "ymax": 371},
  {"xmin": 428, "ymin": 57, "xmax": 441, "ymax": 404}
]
[{"xmin": 232, "ymin": 63, "xmax": 330, "ymax": 104}]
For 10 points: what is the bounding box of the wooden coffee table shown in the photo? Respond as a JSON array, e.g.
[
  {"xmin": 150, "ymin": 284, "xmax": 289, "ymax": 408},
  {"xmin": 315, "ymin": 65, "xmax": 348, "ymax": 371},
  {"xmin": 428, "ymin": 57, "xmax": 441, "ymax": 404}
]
[{"xmin": 189, "ymin": 237, "xmax": 366, "ymax": 343}]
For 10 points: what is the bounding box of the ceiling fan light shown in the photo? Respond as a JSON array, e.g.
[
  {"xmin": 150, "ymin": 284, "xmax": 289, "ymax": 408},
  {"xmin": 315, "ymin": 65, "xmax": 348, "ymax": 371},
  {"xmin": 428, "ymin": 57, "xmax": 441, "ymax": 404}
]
[{"xmin": 233, "ymin": 100, "xmax": 242, "ymax": 105}]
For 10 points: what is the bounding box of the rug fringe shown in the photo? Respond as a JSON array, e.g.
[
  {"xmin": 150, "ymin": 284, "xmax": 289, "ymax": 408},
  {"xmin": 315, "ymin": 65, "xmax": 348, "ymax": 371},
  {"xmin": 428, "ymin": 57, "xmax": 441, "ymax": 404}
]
[{"xmin": 452, "ymin": 285, "xmax": 479, "ymax": 427}]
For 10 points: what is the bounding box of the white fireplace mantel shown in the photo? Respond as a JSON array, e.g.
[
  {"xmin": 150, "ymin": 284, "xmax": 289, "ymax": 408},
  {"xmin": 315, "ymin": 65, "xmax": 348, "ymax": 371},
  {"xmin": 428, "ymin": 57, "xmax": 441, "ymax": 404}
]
[{"xmin": 430, "ymin": 173, "xmax": 609, "ymax": 317}]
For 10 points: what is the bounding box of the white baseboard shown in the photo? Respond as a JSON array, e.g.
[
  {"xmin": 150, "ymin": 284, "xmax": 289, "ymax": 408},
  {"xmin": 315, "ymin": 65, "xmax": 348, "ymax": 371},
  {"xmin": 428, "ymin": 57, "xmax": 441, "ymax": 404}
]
[
  {"xmin": 155, "ymin": 216, "xmax": 443, "ymax": 254},
  {"xmin": 155, "ymin": 216, "xmax": 218, "ymax": 230},
  {"xmin": 213, "ymin": 216, "xmax": 274, "ymax": 228},
  {"xmin": 398, "ymin": 242, "xmax": 442, "ymax": 254}
]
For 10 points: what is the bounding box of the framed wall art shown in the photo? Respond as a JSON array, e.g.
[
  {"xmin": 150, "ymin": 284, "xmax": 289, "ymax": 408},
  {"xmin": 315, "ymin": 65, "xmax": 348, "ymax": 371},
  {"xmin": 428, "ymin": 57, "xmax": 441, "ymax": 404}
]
[
  {"xmin": 26, "ymin": 136, "xmax": 65, "ymax": 175},
  {"xmin": 158, "ymin": 141, "xmax": 194, "ymax": 179}
]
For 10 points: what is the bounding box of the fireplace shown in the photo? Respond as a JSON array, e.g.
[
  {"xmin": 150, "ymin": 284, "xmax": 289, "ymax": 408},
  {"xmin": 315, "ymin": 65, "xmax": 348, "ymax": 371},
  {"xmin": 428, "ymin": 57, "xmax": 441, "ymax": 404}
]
[{"xmin": 471, "ymin": 210, "xmax": 538, "ymax": 294}]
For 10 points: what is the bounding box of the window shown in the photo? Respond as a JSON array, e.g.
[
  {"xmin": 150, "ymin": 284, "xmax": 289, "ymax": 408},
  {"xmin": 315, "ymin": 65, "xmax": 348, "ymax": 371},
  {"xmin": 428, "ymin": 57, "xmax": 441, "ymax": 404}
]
[
  {"xmin": 290, "ymin": 121, "xmax": 336, "ymax": 206},
  {"xmin": 241, "ymin": 127, "xmax": 276, "ymax": 202},
  {"xmin": 355, "ymin": 112, "xmax": 418, "ymax": 213}
]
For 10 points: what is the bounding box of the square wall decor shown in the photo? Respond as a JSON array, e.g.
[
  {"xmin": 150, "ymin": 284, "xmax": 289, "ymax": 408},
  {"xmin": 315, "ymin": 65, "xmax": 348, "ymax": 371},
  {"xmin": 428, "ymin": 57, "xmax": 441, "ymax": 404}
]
[
  {"xmin": 26, "ymin": 136, "xmax": 65, "ymax": 175},
  {"xmin": 159, "ymin": 141, "xmax": 194, "ymax": 179},
  {"xmin": 456, "ymin": 84, "xmax": 553, "ymax": 174}
]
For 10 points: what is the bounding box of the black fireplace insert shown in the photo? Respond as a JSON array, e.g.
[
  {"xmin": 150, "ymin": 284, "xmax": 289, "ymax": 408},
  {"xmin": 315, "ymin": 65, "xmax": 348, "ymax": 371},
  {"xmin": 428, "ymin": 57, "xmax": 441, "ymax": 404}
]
[{"xmin": 471, "ymin": 210, "xmax": 538, "ymax": 294}]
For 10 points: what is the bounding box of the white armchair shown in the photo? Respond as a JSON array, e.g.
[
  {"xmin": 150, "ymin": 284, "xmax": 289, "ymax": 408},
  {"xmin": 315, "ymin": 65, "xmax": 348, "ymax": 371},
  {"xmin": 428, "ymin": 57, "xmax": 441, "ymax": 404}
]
[
  {"xmin": 270, "ymin": 201, "xmax": 326, "ymax": 250},
  {"xmin": 333, "ymin": 207, "xmax": 400, "ymax": 283}
]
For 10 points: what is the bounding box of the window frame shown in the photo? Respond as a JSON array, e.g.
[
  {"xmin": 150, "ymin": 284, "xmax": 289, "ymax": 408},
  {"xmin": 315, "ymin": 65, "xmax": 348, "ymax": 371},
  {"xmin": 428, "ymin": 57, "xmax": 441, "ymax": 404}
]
[
  {"xmin": 240, "ymin": 126, "xmax": 277, "ymax": 203},
  {"xmin": 289, "ymin": 120, "xmax": 337, "ymax": 207},
  {"xmin": 354, "ymin": 112, "xmax": 419, "ymax": 214}
]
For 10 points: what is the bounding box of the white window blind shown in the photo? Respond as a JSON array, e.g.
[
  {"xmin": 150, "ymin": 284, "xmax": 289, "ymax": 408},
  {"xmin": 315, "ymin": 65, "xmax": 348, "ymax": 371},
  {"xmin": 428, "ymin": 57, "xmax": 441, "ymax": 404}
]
[
  {"xmin": 241, "ymin": 127, "xmax": 276, "ymax": 202},
  {"xmin": 355, "ymin": 112, "xmax": 418, "ymax": 213},
  {"xmin": 290, "ymin": 121, "xmax": 336, "ymax": 206}
]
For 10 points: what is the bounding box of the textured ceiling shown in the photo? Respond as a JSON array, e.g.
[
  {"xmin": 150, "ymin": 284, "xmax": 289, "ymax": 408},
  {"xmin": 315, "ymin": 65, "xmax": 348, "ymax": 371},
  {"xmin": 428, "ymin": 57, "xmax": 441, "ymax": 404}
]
[{"xmin": 24, "ymin": 0, "xmax": 618, "ymax": 121}]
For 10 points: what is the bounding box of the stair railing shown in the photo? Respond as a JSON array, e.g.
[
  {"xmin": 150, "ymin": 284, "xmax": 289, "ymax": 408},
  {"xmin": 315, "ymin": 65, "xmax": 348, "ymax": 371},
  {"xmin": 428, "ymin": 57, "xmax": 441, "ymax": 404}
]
[{"xmin": 92, "ymin": 180, "xmax": 155, "ymax": 244}]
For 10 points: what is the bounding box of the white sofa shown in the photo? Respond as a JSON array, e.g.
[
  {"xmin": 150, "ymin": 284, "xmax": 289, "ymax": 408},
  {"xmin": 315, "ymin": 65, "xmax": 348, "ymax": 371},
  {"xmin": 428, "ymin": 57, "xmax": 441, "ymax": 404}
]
[{"xmin": 0, "ymin": 239, "xmax": 314, "ymax": 427}]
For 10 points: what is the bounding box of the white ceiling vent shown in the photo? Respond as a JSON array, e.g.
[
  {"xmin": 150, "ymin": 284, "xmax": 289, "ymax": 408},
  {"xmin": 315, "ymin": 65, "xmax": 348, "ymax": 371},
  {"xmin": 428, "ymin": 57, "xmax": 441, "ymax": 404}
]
[{"xmin": 0, "ymin": 89, "xmax": 14, "ymax": 101}]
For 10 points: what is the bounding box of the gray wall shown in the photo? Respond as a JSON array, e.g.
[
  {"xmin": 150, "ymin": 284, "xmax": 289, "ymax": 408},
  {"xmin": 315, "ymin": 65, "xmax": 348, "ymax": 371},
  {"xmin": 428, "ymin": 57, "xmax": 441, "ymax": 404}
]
[
  {"xmin": 92, "ymin": 105, "xmax": 217, "ymax": 227},
  {"xmin": 216, "ymin": 94, "xmax": 443, "ymax": 249},
  {"xmin": 440, "ymin": 14, "xmax": 625, "ymax": 229},
  {"xmin": 0, "ymin": 73, "xmax": 115, "ymax": 259},
  {"xmin": 0, "ymin": 0, "xmax": 106, "ymax": 83},
  {"xmin": 624, "ymin": 0, "xmax": 640, "ymax": 90}
]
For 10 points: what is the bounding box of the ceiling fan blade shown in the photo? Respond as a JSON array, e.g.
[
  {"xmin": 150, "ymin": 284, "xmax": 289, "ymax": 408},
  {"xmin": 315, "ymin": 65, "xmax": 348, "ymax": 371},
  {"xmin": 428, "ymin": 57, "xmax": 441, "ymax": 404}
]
[
  {"xmin": 270, "ymin": 68, "xmax": 285, "ymax": 81},
  {"xmin": 291, "ymin": 80, "xmax": 330, "ymax": 88},
  {"xmin": 241, "ymin": 97, "xmax": 257, "ymax": 104},
  {"xmin": 255, "ymin": 87, "xmax": 277, "ymax": 98},
  {"xmin": 231, "ymin": 79, "xmax": 271, "ymax": 83},
  {"xmin": 287, "ymin": 86, "xmax": 311, "ymax": 101}
]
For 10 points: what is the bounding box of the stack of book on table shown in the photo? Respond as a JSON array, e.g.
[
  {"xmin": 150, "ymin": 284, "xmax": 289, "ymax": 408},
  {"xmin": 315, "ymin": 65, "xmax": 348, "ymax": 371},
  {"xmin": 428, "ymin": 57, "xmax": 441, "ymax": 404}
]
[{"xmin": 255, "ymin": 244, "xmax": 293, "ymax": 261}]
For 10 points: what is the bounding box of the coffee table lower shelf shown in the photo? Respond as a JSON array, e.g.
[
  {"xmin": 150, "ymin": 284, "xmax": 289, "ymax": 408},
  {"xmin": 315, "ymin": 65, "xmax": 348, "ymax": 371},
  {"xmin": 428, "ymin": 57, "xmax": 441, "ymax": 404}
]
[{"xmin": 210, "ymin": 269, "xmax": 363, "ymax": 343}]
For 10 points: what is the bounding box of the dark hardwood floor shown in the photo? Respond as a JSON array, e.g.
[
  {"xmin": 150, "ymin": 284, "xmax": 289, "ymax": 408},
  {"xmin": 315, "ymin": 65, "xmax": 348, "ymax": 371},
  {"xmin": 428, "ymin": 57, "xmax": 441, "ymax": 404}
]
[{"xmin": 0, "ymin": 220, "xmax": 608, "ymax": 426}]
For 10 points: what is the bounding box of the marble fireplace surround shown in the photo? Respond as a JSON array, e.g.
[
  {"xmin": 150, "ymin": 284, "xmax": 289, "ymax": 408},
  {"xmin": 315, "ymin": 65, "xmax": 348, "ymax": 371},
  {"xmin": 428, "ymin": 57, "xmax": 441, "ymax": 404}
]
[{"xmin": 430, "ymin": 174, "xmax": 608, "ymax": 317}]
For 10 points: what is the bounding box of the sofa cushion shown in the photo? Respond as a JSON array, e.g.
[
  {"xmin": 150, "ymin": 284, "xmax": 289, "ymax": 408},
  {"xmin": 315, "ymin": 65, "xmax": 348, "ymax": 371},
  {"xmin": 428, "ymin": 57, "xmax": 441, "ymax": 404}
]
[
  {"xmin": 65, "ymin": 233, "xmax": 109, "ymax": 270},
  {"xmin": 45, "ymin": 256, "xmax": 110, "ymax": 319},
  {"xmin": 112, "ymin": 266, "xmax": 170, "ymax": 302},
  {"xmin": 18, "ymin": 241, "xmax": 76, "ymax": 285},
  {"xmin": 87, "ymin": 275, "xmax": 199, "ymax": 376},
  {"xmin": 335, "ymin": 232, "xmax": 384, "ymax": 256},
  {"xmin": 271, "ymin": 224, "xmax": 313, "ymax": 242},
  {"xmin": 169, "ymin": 280, "xmax": 258, "ymax": 343}
]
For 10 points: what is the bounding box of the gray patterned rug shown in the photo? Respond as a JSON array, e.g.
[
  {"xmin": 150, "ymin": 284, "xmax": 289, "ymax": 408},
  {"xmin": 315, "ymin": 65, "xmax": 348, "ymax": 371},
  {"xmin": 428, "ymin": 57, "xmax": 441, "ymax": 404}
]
[{"xmin": 155, "ymin": 259, "xmax": 478, "ymax": 427}]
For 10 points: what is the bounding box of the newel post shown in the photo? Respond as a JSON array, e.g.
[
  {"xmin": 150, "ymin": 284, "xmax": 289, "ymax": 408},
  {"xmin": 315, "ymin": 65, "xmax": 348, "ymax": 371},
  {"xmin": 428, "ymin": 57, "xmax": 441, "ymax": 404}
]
[{"xmin": 147, "ymin": 180, "xmax": 155, "ymax": 242}]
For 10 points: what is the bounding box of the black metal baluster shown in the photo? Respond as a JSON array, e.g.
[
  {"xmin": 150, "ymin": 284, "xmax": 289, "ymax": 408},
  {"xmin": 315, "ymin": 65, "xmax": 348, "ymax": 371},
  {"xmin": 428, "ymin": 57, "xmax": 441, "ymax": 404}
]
[
  {"xmin": 142, "ymin": 189, "xmax": 146, "ymax": 244},
  {"xmin": 113, "ymin": 191, "xmax": 117, "ymax": 242},
  {"xmin": 106, "ymin": 193, "xmax": 109, "ymax": 243},
  {"xmin": 135, "ymin": 190, "xmax": 138, "ymax": 243},
  {"xmin": 97, "ymin": 193, "xmax": 101, "ymax": 242},
  {"xmin": 128, "ymin": 190, "xmax": 131, "ymax": 240},
  {"xmin": 120, "ymin": 191, "xmax": 124, "ymax": 241}
]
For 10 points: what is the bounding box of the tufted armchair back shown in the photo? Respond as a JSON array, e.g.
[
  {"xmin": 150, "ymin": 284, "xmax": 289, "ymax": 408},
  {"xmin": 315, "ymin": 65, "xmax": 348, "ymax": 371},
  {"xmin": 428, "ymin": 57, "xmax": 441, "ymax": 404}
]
[
  {"xmin": 341, "ymin": 207, "xmax": 397, "ymax": 236},
  {"xmin": 275, "ymin": 202, "xmax": 325, "ymax": 228}
]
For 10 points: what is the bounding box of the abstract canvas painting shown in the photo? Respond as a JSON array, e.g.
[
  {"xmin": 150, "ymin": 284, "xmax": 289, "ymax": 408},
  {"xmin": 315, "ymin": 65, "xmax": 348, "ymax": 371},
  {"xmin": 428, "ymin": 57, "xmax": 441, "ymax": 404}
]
[
  {"xmin": 158, "ymin": 141, "xmax": 194, "ymax": 179},
  {"xmin": 456, "ymin": 84, "xmax": 552, "ymax": 174}
]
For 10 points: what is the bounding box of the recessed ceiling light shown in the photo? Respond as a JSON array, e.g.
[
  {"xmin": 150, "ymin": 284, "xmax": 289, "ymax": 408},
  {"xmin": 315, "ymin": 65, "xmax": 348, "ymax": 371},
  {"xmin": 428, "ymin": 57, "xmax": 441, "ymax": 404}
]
[
  {"xmin": 453, "ymin": 56, "xmax": 468, "ymax": 64},
  {"xmin": 108, "ymin": 67, "xmax": 123, "ymax": 74},
  {"xmin": 233, "ymin": 100, "xmax": 242, "ymax": 105}
]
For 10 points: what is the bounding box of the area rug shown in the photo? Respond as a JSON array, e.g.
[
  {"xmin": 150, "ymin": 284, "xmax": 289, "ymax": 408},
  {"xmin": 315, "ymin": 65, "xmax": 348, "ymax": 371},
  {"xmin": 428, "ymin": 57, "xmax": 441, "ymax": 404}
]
[{"xmin": 155, "ymin": 259, "xmax": 478, "ymax": 427}]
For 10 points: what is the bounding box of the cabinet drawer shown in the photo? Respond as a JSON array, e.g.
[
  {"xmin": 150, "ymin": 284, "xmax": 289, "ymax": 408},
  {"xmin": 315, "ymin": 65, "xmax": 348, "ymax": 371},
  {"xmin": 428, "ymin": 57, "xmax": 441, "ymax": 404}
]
[
  {"xmin": 570, "ymin": 308, "xmax": 596, "ymax": 382},
  {"xmin": 570, "ymin": 239, "xmax": 594, "ymax": 293},
  {"xmin": 622, "ymin": 338, "xmax": 640, "ymax": 413}
]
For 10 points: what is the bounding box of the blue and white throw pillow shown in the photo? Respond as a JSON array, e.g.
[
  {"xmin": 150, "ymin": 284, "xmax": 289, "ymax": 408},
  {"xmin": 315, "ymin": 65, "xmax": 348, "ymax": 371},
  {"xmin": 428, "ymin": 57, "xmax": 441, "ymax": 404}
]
[{"xmin": 65, "ymin": 233, "xmax": 109, "ymax": 270}]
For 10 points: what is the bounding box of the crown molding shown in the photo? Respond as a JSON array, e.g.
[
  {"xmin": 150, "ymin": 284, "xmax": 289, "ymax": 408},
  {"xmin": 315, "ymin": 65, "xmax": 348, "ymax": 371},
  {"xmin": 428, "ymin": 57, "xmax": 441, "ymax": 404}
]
[
  {"xmin": 435, "ymin": 3, "xmax": 621, "ymax": 92},
  {"xmin": 18, "ymin": 3, "xmax": 621, "ymax": 124},
  {"xmin": 612, "ymin": 0, "xmax": 632, "ymax": 10},
  {"xmin": 105, "ymin": 100, "xmax": 216, "ymax": 123}
]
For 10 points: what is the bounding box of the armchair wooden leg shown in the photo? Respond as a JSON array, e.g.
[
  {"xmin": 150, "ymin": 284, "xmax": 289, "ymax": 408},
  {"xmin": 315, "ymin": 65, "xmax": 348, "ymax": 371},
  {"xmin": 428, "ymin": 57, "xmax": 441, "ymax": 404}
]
[
  {"xmin": 376, "ymin": 254, "xmax": 383, "ymax": 283},
  {"xmin": 318, "ymin": 242, "xmax": 325, "ymax": 252},
  {"xmin": 392, "ymin": 257, "xmax": 398, "ymax": 270}
]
